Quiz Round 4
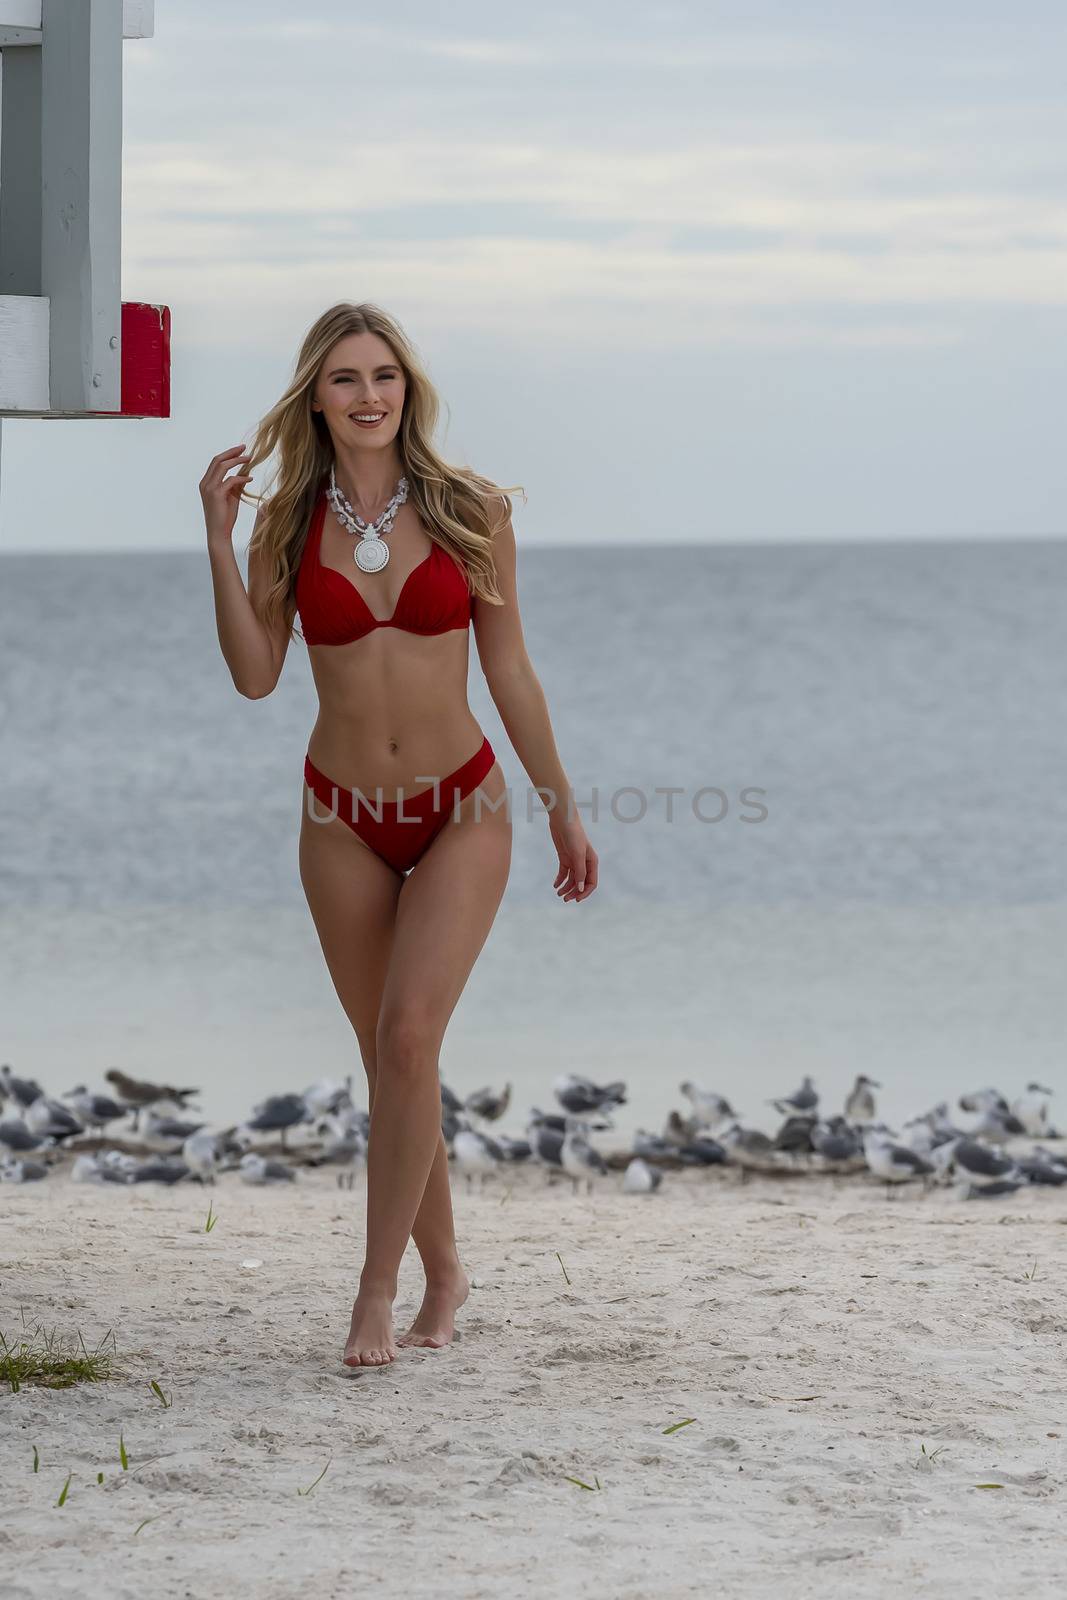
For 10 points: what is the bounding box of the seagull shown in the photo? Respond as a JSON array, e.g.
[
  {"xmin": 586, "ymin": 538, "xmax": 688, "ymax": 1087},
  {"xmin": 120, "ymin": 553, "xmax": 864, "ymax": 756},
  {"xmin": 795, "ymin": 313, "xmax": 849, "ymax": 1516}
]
[
  {"xmin": 947, "ymin": 1139, "xmax": 1019, "ymax": 1188},
  {"xmin": 527, "ymin": 1116, "xmax": 566, "ymax": 1176},
  {"xmin": 242, "ymin": 1093, "xmax": 310, "ymax": 1148},
  {"xmin": 440, "ymin": 1079, "xmax": 464, "ymax": 1114},
  {"xmin": 463, "ymin": 1083, "xmax": 512, "ymax": 1123},
  {"xmin": 129, "ymin": 1156, "xmax": 190, "ymax": 1185},
  {"xmin": 64, "ymin": 1086, "xmax": 125, "ymax": 1133},
  {"xmin": 623, "ymin": 1157, "xmax": 663, "ymax": 1194},
  {"xmin": 560, "ymin": 1118, "xmax": 608, "ymax": 1194},
  {"xmin": 1014, "ymin": 1151, "xmax": 1067, "ymax": 1187},
  {"xmin": 679, "ymin": 1082, "xmax": 736, "ymax": 1130},
  {"xmin": 664, "ymin": 1110, "xmax": 700, "ymax": 1145},
  {"xmin": 181, "ymin": 1128, "xmax": 238, "ymax": 1185},
  {"xmin": 958, "ymin": 1087, "xmax": 1009, "ymax": 1116},
  {"xmin": 0, "ymin": 1156, "xmax": 48, "ymax": 1183},
  {"xmin": 239, "ymin": 1153, "xmax": 296, "ymax": 1185},
  {"xmin": 1010, "ymin": 1084, "xmax": 1054, "ymax": 1138},
  {"xmin": 963, "ymin": 1179, "xmax": 1024, "ymax": 1200},
  {"xmin": 309, "ymin": 1112, "xmax": 369, "ymax": 1187},
  {"xmin": 493, "ymin": 1135, "xmax": 532, "ymax": 1163},
  {"xmin": 105, "ymin": 1069, "xmax": 200, "ymax": 1110},
  {"xmin": 773, "ymin": 1114, "xmax": 818, "ymax": 1156},
  {"xmin": 0, "ymin": 1118, "xmax": 47, "ymax": 1154},
  {"xmin": 862, "ymin": 1126, "xmax": 934, "ymax": 1194},
  {"xmin": 139, "ymin": 1109, "xmax": 206, "ymax": 1145},
  {"xmin": 452, "ymin": 1124, "xmax": 506, "ymax": 1188},
  {"xmin": 719, "ymin": 1122, "xmax": 782, "ymax": 1174},
  {"xmin": 968, "ymin": 1106, "xmax": 1027, "ymax": 1144},
  {"xmin": 811, "ymin": 1117, "xmax": 862, "ymax": 1167},
  {"xmin": 69, "ymin": 1151, "xmax": 133, "ymax": 1185},
  {"xmin": 0, "ymin": 1064, "xmax": 45, "ymax": 1108},
  {"xmin": 25, "ymin": 1095, "xmax": 83, "ymax": 1142},
  {"xmin": 553, "ymin": 1073, "xmax": 627, "ymax": 1118},
  {"xmin": 769, "ymin": 1076, "xmax": 819, "ymax": 1117},
  {"xmin": 844, "ymin": 1075, "xmax": 880, "ymax": 1124},
  {"xmin": 676, "ymin": 1136, "xmax": 728, "ymax": 1167},
  {"xmin": 632, "ymin": 1129, "xmax": 680, "ymax": 1162}
]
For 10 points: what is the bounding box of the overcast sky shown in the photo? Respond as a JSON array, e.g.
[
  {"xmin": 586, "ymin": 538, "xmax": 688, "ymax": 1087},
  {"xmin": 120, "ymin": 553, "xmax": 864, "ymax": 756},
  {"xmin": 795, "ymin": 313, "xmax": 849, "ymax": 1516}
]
[{"xmin": 2, "ymin": 0, "xmax": 1065, "ymax": 550}]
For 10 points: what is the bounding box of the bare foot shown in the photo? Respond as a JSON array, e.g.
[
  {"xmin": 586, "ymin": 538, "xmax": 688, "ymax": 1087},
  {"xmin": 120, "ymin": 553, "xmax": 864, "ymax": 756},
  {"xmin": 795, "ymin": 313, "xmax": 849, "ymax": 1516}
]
[
  {"xmin": 396, "ymin": 1270, "xmax": 470, "ymax": 1349},
  {"xmin": 342, "ymin": 1290, "xmax": 397, "ymax": 1367}
]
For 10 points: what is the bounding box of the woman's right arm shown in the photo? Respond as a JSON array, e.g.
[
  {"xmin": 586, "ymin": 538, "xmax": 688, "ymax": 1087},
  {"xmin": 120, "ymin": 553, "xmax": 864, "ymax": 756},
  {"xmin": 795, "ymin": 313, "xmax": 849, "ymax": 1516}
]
[{"xmin": 200, "ymin": 445, "xmax": 291, "ymax": 699}]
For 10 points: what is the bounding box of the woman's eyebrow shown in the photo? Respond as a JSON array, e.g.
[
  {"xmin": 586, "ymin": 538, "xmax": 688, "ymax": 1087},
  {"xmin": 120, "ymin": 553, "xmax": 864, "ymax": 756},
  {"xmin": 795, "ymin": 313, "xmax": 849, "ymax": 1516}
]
[{"xmin": 327, "ymin": 365, "xmax": 398, "ymax": 375}]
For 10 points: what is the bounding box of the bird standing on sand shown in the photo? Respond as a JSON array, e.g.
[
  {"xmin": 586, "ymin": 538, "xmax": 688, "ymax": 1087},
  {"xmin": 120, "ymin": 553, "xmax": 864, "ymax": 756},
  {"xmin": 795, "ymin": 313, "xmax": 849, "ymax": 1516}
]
[
  {"xmin": 622, "ymin": 1157, "xmax": 663, "ymax": 1194},
  {"xmin": 0, "ymin": 1156, "xmax": 48, "ymax": 1183},
  {"xmin": 811, "ymin": 1117, "xmax": 861, "ymax": 1167},
  {"xmin": 452, "ymin": 1124, "xmax": 505, "ymax": 1188},
  {"xmin": 25, "ymin": 1096, "xmax": 83, "ymax": 1142},
  {"xmin": 560, "ymin": 1119, "xmax": 608, "ymax": 1194},
  {"xmin": 242, "ymin": 1093, "xmax": 310, "ymax": 1149},
  {"xmin": 239, "ymin": 1153, "xmax": 297, "ymax": 1185},
  {"xmin": 64, "ymin": 1086, "xmax": 125, "ymax": 1133},
  {"xmin": 769, "ymin": 1076, "xmax": 819, "ymax": 1117},
  {"xmin": 946, "ymin": 1139, "xmax": 1019, "ymax": 1189},
  {"xmin": 140, "ymin": 1109, "xmax": 205, "ymax": 1146},
  {"xmin": 0, "ymin": 1118, "xmax": 47, "ymax": 1154},
  {"xmin": 862, "ymin": 1127, "xmax": 934, "ymax": 1194},
  {"xmin": 844, "ymin": 1075, "xmax": 880, "ymax": 1124},
  {"xmin": 1011, "ymin": 1083, "xmax": 1054, "ymax": 1137}
]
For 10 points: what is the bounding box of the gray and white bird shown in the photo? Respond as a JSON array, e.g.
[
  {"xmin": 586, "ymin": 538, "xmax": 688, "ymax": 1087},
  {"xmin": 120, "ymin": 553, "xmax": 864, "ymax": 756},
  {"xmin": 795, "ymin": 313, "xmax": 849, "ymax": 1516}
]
[
  {"xmin": 527, "ymin": 1115, "xmax": 566, "ymax": 1175},
  {"xmin": 140, "ymin": 1109, "xmax": 206, "ymax": 1146},
  {"xmin": 632, "ymin": 1129, "xmax": 680, "ymax": 1163},
  {"xmin": 811, "ymin": 1117, "xmax": 862, "ymax": 1167},
  {"xmin": 968, "ymin": 1105, "xmax": 1027, "ymax": 1144},
  {"xmin": 622, "ymin": 1157, "xmax": 663, "ymax": 1194},
  {"xmin": 129, "ymin": 1155, "xmax": 190, "ymax": 1185},
  {"xmin": 300, "ymin": 1077, "xmax": 353, "ymax": 1118},
  {"xmin": 181, "ymin": 1128, "xmax": 232, "ymax": 1184},
  {"xmin": 463, "ymin": 1083, "xmax": 512, "ymax": 1123},
  {"xmin": 720, "ymin": 1122, "xmax": 784, "ymax": 1174},
  {"xmin": 560, "ymin": 1118, "xmax": 608, "ymax": 1193},
  {"xmin": 679, "ymin": 1082, "xmax": 737, "ymax": 1130},
  {"xmin": 0, "ymin": 1064, "xmax": 44, "ymax": 1108},
  {"xmin": 241, "ymin": 1093, "xmax": 309, "ymax": 1148},
  {"xmin": 844, "ymin": 1075, "xmax": 880, "ymax": 1125},
  {"xmin": 553, "ymin": 1073, "xmax": 627, "ymax": 1118},
  {"xmin": 239, "ymin": 1153, "xmax": 297, "ymax": 1185},
  {"xmin": 1011, "ymin": 1083, "xmax": 1054, "ymax": 1138},
  {"xmin": 862, "ymin": 1126, "xmax": 934, "ymax": 1192},
  {"xmin": 0, "ymin": 1117, "xmax": 47, "ymax": 1154},
  {"xmin": 452, "ymin": 1124, "xmax": 506, "ymax": 1188},
  {"xmin": 310, "ymin": 1111, "xmax": 369, "ymax": 1189},
  {"xmin": 769, "ymin": 1076, "xmax": 819, "ymax": 1117},
  {"xmin": 947, "ymin": 1138, "xmax": 1018, "ymax": 1189},
  {"xmin": 25, "ymin": 1095, "xmax": 83, "ymax": 1142},
  {"xmin": 0, "ymin": 1156, "xmax": 48, "ymax": 1183},
  {"xmin": 958, "ymin": 1087, "xmax": 1009, "ymax": 1116},
  {"xmin": 63, "ymin": 1086, "xmax": 125, "ymax": 1133}
]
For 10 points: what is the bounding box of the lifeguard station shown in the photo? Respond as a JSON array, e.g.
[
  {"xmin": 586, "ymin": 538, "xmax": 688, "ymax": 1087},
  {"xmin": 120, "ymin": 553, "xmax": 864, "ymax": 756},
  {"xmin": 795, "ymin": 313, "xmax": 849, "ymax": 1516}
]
[{"xmin": 0, "ymin": 0, "xmax": 169, "ymax": 494}]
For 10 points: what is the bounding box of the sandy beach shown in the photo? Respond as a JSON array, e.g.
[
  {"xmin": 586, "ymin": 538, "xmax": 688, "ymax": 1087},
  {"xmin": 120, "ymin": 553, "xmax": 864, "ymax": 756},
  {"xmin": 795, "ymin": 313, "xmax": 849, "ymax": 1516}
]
[{"xmin": 2, "ymin": 1162, "xmax": 1065, "ymax": 1599}]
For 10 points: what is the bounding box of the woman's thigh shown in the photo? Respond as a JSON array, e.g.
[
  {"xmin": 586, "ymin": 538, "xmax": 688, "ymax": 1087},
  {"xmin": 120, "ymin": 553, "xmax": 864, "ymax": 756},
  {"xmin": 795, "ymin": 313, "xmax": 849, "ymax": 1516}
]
[
  {"xmin": 377, "ymin": 762, "xmax": 512, "ymax": 1055},
  {"xmin": 298, "ymin": 783, "xmax": 404, "ymax": 1062}
]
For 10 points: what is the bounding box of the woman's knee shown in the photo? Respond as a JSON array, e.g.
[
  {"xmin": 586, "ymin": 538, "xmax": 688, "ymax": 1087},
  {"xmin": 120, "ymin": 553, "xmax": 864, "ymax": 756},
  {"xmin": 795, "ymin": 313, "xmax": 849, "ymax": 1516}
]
[{"xmin": 375, "ymin": 1010, "xmax": 441, "ymax": 1080}]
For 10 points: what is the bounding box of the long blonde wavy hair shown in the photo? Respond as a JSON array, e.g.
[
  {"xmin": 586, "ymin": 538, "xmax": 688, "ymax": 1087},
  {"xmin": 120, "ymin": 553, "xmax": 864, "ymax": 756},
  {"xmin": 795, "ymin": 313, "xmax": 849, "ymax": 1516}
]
[{"xmin": 241, "ymin": 302, "xmax": 526, "ymax": 640}]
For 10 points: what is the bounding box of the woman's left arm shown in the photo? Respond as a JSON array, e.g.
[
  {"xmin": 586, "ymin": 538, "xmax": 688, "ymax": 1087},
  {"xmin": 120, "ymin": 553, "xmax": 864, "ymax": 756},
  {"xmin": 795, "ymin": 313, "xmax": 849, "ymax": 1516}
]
[{"xmin": 472, "ymin": 506, "xmax": 599, "ymax": 903}]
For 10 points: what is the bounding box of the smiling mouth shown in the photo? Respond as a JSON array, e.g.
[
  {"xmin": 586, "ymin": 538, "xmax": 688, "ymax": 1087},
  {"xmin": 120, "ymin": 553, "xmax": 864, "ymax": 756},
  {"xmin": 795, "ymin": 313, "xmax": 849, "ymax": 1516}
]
[{"xmin": 350, "ymin": 413, "xmax": 386, "ymax": 426}]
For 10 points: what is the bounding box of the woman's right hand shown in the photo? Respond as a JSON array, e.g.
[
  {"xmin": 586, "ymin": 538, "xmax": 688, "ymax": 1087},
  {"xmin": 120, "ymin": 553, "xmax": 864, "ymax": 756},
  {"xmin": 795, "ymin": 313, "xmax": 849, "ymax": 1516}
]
[{"xmin": 200, "ymin": 445, "xmax": 253, "ymax": 549}]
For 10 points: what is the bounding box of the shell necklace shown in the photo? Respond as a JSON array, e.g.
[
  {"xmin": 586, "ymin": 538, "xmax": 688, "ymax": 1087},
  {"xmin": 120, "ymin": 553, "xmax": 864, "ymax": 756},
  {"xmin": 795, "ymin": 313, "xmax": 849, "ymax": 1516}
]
[{"xmin": 326, "ymin": 462, "xmax": 410, "ymax": 574}]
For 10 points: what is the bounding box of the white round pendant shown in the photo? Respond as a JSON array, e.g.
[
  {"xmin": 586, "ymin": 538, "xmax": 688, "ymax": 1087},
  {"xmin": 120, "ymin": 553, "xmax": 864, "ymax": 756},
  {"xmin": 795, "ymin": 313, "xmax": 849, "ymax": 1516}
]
[{"xmin": 354, "ymin": 537, "xmax": 390, "ymax": 573}]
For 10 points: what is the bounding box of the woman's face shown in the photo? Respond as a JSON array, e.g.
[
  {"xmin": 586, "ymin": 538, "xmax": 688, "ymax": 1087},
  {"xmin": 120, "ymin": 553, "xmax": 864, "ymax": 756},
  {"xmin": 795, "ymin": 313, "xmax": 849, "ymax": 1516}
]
[{"xmin": 311, "ymin": 330, "xmax": 406, "ymax": 451}]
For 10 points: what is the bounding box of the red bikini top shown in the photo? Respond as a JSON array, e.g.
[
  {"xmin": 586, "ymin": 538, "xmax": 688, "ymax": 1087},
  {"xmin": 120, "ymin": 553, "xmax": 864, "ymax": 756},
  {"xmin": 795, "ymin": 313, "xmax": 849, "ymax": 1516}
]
[{"xmin": 295, "ymin": 485, "xmax": 473, "ymax": 647}]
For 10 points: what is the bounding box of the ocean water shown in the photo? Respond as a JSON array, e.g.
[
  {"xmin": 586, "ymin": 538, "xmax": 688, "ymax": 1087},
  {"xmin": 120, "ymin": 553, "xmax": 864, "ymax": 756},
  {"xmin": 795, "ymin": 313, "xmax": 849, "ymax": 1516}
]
[{"xmin": 2, "ymin": 536, "xmax": 1065, "ymax": 1134}]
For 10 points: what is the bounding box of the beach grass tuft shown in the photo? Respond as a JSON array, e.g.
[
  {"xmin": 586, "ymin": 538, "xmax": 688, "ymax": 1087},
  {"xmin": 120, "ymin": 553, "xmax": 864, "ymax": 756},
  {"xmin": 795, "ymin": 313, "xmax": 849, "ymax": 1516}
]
[
  {"xmin": 1, "ymin": 1321, "xmax": 115, "ymax": 1394},
  {"xmin": 297, "ymin": 1457, "xmax": 331, "ymax": 1496},
  {"xmin": 55, "ymin": 1472, "xmax": 73, "ymax": 1507},
  {"xmin": 204, "ymin": 1201, "xmax": 218, "ymax": 1233},
  {"xmin": 149, "ymin": 1379, "xmax": 172, "ymax": 1408}
]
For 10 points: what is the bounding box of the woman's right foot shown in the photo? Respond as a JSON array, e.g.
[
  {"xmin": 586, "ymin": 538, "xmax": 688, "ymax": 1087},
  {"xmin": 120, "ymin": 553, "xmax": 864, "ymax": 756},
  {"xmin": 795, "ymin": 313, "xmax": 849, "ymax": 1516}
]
[{"xmin": 342, "ymin": 1291, "xmax": 397, "ymax": 1367}]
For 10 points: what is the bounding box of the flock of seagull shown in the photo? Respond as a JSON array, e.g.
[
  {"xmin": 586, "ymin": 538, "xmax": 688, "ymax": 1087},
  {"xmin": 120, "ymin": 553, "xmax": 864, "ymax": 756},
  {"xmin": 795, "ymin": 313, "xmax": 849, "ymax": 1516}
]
[{"xmin": 0, "ymin": 1061, "xmax": 1062, "ymax": 1202}]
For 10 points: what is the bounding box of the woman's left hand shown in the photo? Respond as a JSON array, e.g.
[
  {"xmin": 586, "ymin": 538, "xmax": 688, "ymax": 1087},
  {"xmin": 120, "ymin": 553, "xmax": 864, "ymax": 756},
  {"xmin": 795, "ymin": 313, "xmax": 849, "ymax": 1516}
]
[{"xmin": 550, "ymin": 816, "xmax": 598, "ymax": 903}]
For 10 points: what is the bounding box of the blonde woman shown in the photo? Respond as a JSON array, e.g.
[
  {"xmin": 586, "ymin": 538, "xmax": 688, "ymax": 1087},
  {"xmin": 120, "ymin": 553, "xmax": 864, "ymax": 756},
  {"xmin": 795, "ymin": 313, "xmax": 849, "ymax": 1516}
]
[{"xmin": 199, "ymin": 303, "xmax": 598, "ymax": 1368}]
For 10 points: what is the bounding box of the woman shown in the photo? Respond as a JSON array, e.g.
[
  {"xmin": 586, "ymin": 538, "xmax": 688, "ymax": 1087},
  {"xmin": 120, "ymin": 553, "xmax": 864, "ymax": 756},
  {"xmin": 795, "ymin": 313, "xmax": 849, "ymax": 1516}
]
[{"xmin": 200, "ymin": 302, "xmax": 598, "ymax": 1369}]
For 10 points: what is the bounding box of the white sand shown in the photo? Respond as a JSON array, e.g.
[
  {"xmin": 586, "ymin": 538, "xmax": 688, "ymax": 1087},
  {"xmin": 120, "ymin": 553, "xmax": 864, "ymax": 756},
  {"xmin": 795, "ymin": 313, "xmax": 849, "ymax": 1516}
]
[{"xmin": 2, "ymin": 1164, "xmax": 1065, "ymax": 1598}]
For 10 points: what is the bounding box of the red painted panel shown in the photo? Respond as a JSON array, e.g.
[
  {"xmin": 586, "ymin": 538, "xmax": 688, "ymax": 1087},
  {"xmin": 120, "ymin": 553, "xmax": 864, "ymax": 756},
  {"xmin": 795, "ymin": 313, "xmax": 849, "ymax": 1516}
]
[{"xmin": 119, "ymin": 301, "xmax": 171, "ymax": 417}]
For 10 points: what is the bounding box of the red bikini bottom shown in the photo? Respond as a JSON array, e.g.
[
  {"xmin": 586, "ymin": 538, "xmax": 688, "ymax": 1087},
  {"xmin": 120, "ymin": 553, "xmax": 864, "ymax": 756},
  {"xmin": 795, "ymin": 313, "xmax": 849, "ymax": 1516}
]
[{"xmin": 303, "ymin": 734, "xmax": 497, "ymax": 875}]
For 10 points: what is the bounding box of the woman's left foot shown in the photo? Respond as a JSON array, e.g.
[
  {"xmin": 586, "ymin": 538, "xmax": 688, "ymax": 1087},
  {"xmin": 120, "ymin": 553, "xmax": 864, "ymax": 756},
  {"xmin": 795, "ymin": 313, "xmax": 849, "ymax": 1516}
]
[{"xmin": 397, "ymin": 1269, "xmax": 470, "ymax": 1349}]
